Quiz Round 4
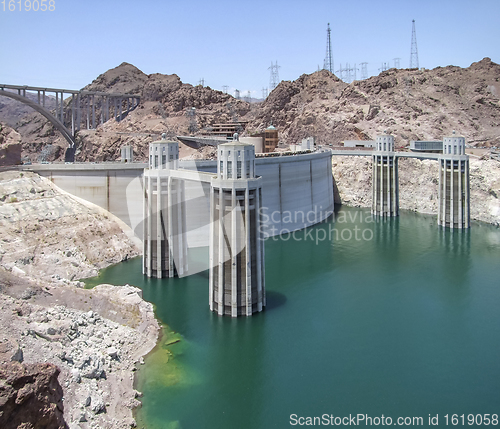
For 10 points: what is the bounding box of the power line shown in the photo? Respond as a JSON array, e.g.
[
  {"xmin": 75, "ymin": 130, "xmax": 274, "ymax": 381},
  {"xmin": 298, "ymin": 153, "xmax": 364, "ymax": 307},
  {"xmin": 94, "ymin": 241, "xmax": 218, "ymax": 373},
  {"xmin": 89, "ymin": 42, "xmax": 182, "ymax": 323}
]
[{"xmin": 409, "ymin": 19, "xmax": 419, "ymax": 69}]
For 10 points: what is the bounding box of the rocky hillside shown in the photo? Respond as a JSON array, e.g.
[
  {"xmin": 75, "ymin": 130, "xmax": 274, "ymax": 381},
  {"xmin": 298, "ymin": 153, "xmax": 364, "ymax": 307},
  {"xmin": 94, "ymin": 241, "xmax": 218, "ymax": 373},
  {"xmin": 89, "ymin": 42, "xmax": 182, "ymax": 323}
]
[
  {"xmin": 4, "ymin": 58, "xmax": 500, "ymax": 162},
  {"xmin": 0, "ymin": 361, "xmax": 67, "ymax": 429},
  {"xmin": 249, "ymin": 58, "xmax": 500, "ymax": 147},
  {"xmin": 0, "ymin": 91, "xmax": 56, "ymax": 128},
  {"xmin": 11, "ymin": 62, "xmax": 251, "ymax": 162},
  {"xmin": 0, "ymin": 171, "xmax": 140, "ymax": 282},
  {"xmin": 0, "ymin": 123, "xmax": 22, "ymax": 166},
  {"xmin": 0, "ymin": 171, "xmax": 160, "ymax": 428}
]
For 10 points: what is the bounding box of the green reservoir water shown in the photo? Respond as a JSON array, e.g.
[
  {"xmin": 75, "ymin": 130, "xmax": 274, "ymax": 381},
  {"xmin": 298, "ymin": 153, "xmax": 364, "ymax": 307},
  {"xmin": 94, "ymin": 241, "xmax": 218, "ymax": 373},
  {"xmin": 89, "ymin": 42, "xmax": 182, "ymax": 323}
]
[{"xmin": 85, "ymin": 207, "xmax": 500, "ymax": 429}]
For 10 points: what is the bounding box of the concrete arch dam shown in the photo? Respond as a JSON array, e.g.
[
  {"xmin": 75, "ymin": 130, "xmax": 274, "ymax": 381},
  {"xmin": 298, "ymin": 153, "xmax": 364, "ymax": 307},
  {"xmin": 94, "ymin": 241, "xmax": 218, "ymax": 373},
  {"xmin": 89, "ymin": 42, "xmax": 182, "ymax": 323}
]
[{"xmin": 23, "ymin": 150, "xmax": 335, "ymax": 249}]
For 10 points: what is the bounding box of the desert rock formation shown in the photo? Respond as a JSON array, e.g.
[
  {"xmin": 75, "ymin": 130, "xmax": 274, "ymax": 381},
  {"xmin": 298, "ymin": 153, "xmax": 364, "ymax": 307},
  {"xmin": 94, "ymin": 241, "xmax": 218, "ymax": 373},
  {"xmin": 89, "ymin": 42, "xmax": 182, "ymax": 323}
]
[
  {"xmin": 0, "ymin": 171, "xmax": 160, "ymax": 428},
  {"xmin": 0, "ymin": 361, "xmax": 68, "ymax": 429},
  {"xmin": 0, "ymin": 124, "xmax": 22, "ymax": 166},
  {"xmin": 3, "ymin": 58, "xmax": 499, "ymax": 163}
]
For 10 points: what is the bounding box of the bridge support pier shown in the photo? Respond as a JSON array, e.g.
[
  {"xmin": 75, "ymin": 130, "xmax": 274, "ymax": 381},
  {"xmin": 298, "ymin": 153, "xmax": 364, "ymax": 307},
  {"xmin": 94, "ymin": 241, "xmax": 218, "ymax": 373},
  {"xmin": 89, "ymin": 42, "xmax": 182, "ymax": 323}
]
[
  {"xmin": 438, "ymin": 134, "xmax": 470, "ymax": 229},
  {"xmin": 209, "ymin": 140, "xmax": 265, "ymax": 317},
  {"xmin": 372, "ymin": 134, "xmax": 399, "ymax": 217}
]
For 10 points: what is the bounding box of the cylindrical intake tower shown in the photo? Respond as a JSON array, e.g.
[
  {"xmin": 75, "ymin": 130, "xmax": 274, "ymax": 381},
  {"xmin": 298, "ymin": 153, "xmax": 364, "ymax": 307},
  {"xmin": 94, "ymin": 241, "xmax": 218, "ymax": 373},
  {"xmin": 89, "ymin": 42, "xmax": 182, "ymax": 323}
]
[
  {"xmin": 372, "ymin": 134, "xmax": 399, "ymax": 217},
  {"xmin": 210, "ymin": 141, "xmax": 265, "ymax": 317},
  {"xmin": 143, "ymin": 138, "xmax": 187, "ymax": 278},
  {"xmin": 438, "ymin": 133, "xmax": 470, "ymax": 228}
]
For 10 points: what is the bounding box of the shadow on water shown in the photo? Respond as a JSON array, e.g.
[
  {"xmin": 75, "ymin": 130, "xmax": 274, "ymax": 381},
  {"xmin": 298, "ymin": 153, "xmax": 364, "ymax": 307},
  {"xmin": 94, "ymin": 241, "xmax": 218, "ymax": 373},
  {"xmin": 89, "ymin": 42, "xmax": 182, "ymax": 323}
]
[{"xmin": 264, "ymin": 290, "xmax": 287, "ymax": 311}]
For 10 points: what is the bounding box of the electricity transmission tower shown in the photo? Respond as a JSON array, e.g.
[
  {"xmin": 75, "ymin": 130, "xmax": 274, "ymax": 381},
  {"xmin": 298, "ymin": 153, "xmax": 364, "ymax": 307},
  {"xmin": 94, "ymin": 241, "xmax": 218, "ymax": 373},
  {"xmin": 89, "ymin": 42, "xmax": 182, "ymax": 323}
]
[
  {"xmin": 234, "ymin": 89, "xmax": 240, "ymax": 99},
  {"xmin": 269, "ymin": 61, "xmax": 280, "ymax": 91},
  {"xmin": 222, "ymin": 85, "xmax": 229, "ymax": 94},
  {"xmin": 262, "ymin": 87, "xmax": 268, "ymax": 99},
  {"xmin": 360, "ymin": 62, "xmax": 368, "ymax": 80},
  {"xmin": 409, "ymin": 19, "xmax": 419, "ymax": 69},
  {"xmin": 393, "ymin": 58, "xmax": 401, "ymax": 69},
  {"xmin": 199, "ymin": 78, "xmax": 205, "ymax": 86},
  {"xmin": 323, "ymin": 23, "xmax": 334, "ymax": 73},
  {"xmin": 336, "ymin": 64, "xmax": 345, "ymax": 81},
  {"xmin": 379, "ymin": 62, "xmax": 389, "ymax": 73}
]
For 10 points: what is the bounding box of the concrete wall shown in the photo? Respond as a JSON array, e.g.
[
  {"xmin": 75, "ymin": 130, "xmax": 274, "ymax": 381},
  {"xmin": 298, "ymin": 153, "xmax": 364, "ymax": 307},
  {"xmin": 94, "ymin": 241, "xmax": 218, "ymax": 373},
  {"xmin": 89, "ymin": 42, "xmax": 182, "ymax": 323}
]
[{"xmin": 24, "ymin": 151, "xmax": 334, "ymax": 247}]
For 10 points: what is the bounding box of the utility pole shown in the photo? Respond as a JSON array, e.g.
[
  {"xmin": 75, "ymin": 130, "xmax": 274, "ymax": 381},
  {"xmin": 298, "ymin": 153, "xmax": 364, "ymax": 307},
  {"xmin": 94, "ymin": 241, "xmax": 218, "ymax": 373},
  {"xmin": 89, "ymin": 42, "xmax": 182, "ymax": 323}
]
[{"xmin": 409, "ymin": 19, "xmax": 419, "ymax": 69}]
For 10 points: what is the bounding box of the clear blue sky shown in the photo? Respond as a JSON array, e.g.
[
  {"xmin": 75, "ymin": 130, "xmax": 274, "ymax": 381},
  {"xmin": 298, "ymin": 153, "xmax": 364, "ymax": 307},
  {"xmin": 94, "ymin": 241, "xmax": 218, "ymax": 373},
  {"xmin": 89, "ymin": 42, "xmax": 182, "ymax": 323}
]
[{"xmin": 1, "ymin": 0, "xmax": 499, "ymax": 97}]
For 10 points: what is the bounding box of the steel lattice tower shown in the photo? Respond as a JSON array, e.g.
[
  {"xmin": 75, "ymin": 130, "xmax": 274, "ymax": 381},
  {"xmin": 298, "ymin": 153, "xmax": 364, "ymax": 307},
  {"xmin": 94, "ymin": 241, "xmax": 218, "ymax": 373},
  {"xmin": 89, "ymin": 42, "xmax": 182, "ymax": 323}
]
[
  {"xmin": 409, "ymin": 19, "xmax": 419, "ymax": 69},
  {"xmin": 269, "ymin": 61, "xmax": 280, "ymax": 91},
  {"xmin": 360, "ymin": 62, "xmax": 368, "ymax": 80},
  {"xmin": 323, "ymin": 23, "xmax": 333, "ymax": 73}
]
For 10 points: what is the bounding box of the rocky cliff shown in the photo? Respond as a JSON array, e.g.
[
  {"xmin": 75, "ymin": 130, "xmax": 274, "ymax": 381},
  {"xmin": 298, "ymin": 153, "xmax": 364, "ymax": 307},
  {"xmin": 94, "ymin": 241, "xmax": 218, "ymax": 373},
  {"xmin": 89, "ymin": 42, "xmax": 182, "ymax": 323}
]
[
  {"xmin": 0, "ymin": 361, "xmax": 68, "ymax": 429},
  {"xmin": 0, "ymin": 171, "xmax": 160, "ymax": 428},
  {"xmin": 0, "ymin": 124, "xmax": 22, "ymax": 166},
  {"xmin": 0, "ymin": 171, "xmax": 140, "ymax": 282}
]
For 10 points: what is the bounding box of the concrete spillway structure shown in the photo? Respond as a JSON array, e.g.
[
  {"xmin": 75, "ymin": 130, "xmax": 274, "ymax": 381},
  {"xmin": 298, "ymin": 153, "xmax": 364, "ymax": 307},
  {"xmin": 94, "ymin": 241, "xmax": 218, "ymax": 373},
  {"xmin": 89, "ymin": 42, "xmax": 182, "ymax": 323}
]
[
  {"xmin": 143, "ymin": 139, "xmax": 188, "ymax": 278},
  {"xmin": 438, "ymin": 134, "xmax": 470, "ymax": 229},
  {"xmin": 372, "ymin": 134, "xmax": 399, "ymax": 217},
  {"xmin": 209, "ymin": 141, "xmax": 265, "ymax": 317}
]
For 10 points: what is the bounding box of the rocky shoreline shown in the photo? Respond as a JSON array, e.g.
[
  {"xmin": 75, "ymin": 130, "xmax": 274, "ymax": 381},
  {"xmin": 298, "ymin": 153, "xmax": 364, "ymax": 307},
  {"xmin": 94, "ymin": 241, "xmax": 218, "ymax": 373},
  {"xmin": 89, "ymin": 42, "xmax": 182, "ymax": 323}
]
[{"xmin": 0, "ymin": 171, "xmax": 161, "ymax": 428}]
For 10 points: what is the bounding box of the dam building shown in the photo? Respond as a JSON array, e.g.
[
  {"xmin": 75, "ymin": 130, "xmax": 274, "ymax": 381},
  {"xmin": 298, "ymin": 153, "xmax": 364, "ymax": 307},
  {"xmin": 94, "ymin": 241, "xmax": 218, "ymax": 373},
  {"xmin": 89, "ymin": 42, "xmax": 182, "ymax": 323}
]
[
  {"xmin": 438, "ymin": 133, "xmax": 470, "ymax": 229},
  {"xmin": 372, "ymin": 134, "xmax": 399, "ymax": 217}
]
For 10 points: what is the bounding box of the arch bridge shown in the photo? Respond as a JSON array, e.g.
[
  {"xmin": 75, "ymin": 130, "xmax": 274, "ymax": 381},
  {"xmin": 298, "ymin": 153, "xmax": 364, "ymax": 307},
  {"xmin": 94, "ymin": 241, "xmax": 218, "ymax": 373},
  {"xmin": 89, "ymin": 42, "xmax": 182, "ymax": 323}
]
[{"xmin": 0, "ymin": 84, "xmax": 141, "ymax": 150}]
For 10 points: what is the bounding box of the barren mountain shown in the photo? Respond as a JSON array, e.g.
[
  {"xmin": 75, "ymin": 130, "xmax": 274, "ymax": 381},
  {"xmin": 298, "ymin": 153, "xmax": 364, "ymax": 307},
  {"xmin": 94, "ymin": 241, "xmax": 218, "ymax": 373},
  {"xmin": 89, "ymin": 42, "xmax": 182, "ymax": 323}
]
[
  {"xmin": 249, "ymin": 58, "xmax": 500, "ymax": 147},
  {"xmin": 9, "ymin": 63, "xmax": 251, "ymax": 162},
  {"xmin": 3, "ymin": 58, "xmax": 500, "ymax": 162}
]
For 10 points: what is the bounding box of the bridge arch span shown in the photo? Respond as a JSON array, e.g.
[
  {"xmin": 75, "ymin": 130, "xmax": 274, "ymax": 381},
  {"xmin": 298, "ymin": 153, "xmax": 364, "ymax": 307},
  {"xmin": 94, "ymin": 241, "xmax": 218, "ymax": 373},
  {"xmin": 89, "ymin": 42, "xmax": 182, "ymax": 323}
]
[{"xmin": 0, "ymin": 89, "xmax": 76, "ymax": 148}]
